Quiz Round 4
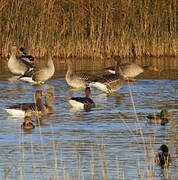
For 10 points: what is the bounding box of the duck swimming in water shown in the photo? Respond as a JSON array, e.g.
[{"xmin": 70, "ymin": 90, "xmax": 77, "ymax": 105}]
[
  {"xmin": 21, "ymin": 116, "xmax": 35, "ymax": 130},
  {"xmin": 155, "ymin": 144, "xmax": 171, "ymax": 168},
  {"xmin": 147, "ymin": 109, "xmax": 169, "ymax": 125}
]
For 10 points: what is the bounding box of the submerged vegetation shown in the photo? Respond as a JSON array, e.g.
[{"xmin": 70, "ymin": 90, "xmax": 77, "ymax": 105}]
[{"xmin": 0, "ymin": 0, "xmax": 177, "ymax": 58}]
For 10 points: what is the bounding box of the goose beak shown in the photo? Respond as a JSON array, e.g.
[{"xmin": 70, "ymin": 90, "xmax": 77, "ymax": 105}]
[
  {"xmin": 59, "ymin": 59, "xmax": 66, "ymax": 64},
  {"xmin": 153, "ymin": 66, "xmax": 159, "ymax": 72},
  {"xmin": 53, "ymin": 45, "xmax": 57, "ymax": 49},
  {"xmin": 52, "ymin": 94, "xmax": 58, "ymax": 98},
  {"xmin": 42, "ymin": 91, "xmax": 46, "ymax": 96}
]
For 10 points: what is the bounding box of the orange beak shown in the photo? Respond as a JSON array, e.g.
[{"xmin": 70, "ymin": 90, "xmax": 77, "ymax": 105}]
[
  {"xmin": 153, "ymin": 66, "xmax": 158, "ymax": 72},
  {"xmin": 53, "ymin": 45, "xmax": 57, "ymax": 49},
  {"xmin": 59, "ymin": 59, "xmax": 66, "ymax": 64},
  {"xmin": 42, "ymin": 91, "xmax": 46, "ymax": 96},
  {"xmin": 52, "ymin": 94, "xmax": 58, "ymax": 98}
]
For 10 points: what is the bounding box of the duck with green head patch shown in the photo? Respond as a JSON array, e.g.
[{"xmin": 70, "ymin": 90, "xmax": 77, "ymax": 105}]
[
  {"xmin": 147, "ymin": 109, "xmax": 169, "ymax": 125},
  {"xmin": 18, "ymin": 47, "xmax": 34, "ymax": 63},
  {"xmin": 8, "ymin": 42, "xmax": 35, "ymax": 75}
]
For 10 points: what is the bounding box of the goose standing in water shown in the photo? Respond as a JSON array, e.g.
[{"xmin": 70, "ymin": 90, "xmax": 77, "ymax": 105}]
[
  {"xmin": 19, "ymin": 47, "xmax": 55, "ymax": 84},
  {"xmin": 44, "ymin": 92, "xmax": 57, "ymax": 114},
  {"xmin": 105, "ymin": 56, "xmax": 158, "ymax": 81},
  {"xmin": 155, "ymin": 144, "xmax": 171, "ymax": 168},
  {"xmin": 8, "ymin": 42, "xmax": 35, "ymax": 75},
  {"xmin": 65, "ymin": 59, "xmax": 95, "ymax": 89},
  {"xmin": 69, "ymin": 87, "xmax": 95, "ymax": 111},
  {"xmin": 21, "ymin": 116, "xmax": 35, "ymax": 130},
  {"xmin": 4, "ymin": 90, "xmax": 46, "ymax": 117},
  {"xmin": 90, "ymin": 57, "xmax": 124, "ymax": 93}
]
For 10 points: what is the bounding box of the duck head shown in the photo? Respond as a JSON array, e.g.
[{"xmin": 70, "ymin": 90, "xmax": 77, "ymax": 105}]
[
  {"xmin": 85, "ymin": 87, "xmax": 91, "ymax": 98},
  {"xmin": 160, "ymin": 109, "xmax": 168, "ymax": 118},
  {"xmin": 158, "ymin": 144, "xmax": 169, "ymax": 155}
]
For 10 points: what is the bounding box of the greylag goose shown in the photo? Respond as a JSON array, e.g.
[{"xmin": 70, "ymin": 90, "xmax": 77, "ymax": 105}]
[
  {"xmin": 19, "ymin": 47, "xmax": 55, "ymax": 84},
  {"xmin": 105, "ymin": 56, "xmax": 158, "ymax": 81},
  {"xmin": 90, "ymin": 74, "xmax": 124, "ymax": 93},
  {"xmin": 69, "ymin": 87, "xmax": 95, "ymax": 111},
  {"xmin": 146, "ymin": 109, "xmax": 169, "ymax": 125},
  {"xmin": 8, "ymin": 42, "xmax": 35, "ymax": 75},
  {"xmin": 155, "ymin": 145, "xmax": 171, "ymax": 168},
  {"xmin": 90, "ymin": 60, "xmax": 124, "ymax": 92},
  {"xmin": 44, "ymin": 92, "xmax": 57, "ymax": 114},
  {"xmin": 21, "ymin": 116, "xmax": 35, "ymax": 130},
  {"xmin": 4, "ymin": 90, "xmax": 46, "ymax": 117},
  {"xmin": 65, "ymin": 59, "xmax": 95, "ymax": 88}
]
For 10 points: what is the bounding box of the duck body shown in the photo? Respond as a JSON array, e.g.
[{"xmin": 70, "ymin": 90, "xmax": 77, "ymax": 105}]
[
  {"xmin": 5, "ymin": 90, "xmax": 46, "ymax": 117},
  {"xmin": 8, "ymin": 42, "xmax": 35, "ymax": 75},
  {"xmin": 19, "ymin": 47, "xmax": 34, "ymax": 63},
  {"xmin": 155, "ymin": 145, "xmax": 171, "ymax": 168},
  {"xmin": 147, "ymin": 115, "xmax": 168, "ymax": 125},
  {"xmin": 69, "ymin": 87, "xmax": 95, "ymax": 111},
  {"xmin": 21, "ymin": 116, "xmax": 35, "ymax": 130},
  {"xmin": 147, "ymin": 110, "xmax": 169, "ymax": 125},
  {"xmin": 90, "ymin": 74, "xmax": 124, "ymax": 93},
  {"xmin": 20, "ymin": 56, "xmax": 55, "ymax": 84}
]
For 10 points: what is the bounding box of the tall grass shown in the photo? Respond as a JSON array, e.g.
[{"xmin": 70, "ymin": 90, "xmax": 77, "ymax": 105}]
[{"xmin": 0, "ymin": 0, "xmax": 177, "ymax": 58}]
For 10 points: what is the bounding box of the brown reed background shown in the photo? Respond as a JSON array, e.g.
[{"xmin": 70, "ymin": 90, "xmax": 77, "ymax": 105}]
[{"xmin": 0, "ymin": 0, "xmax": 177, "ymax": 58}]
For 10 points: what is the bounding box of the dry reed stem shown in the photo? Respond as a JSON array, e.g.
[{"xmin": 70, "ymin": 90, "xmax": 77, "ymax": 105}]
[
  {"xmin": 21, "ymin": 128, "xmax": 26, "ymax": 180},
  {"xmin": 19, "ymin": 128, "xmax": 23, "ymax": 179},
  {"xmin": 49, "ymin": 121, "xmax": 59, "ymax": 180},
  {"xmin": 30, "ymin": 133, "xmax": 37, "ymax": 179}
]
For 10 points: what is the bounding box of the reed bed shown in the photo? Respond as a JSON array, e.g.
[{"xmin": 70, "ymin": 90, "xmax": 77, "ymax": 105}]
[{"xmin": 0, "ymin": 0, "xmax": 177, "ymax": 58}]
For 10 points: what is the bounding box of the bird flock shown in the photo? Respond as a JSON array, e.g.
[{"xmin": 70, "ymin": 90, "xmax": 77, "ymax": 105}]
[{"xmin": 4, "ymin": 42, "xmax": 171, "ymax": 169}]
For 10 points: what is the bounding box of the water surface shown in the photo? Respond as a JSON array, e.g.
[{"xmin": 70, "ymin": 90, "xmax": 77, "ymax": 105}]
[{"xmin": 0, "ymin": 57, "xmax": 177, "ymax": 179}]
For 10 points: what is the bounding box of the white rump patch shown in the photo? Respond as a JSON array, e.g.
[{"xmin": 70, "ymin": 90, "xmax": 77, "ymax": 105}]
[{"xmin": 5, "ymin": 108, "xmax": 25, "ymax": 117}]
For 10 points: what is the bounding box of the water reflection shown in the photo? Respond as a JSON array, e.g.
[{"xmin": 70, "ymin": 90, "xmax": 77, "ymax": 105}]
[{"xmin": 0, "ymin": 57, "xmax": 177, "ymax": 179}]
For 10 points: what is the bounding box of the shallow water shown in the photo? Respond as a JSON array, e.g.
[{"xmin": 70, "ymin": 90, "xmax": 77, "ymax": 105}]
[{"xmin": 0, "ymin": 57, "xmax": 177, "ymax": 179}]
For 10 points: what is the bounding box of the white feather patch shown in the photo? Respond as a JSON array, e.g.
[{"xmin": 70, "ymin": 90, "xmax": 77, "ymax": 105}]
[
  {"xmin": 5, "ymin": 108, "xmax": 25, "ymax": 117},
  {"xmin": 68, "ymin": 100, "xmax": 84, "ymax": 109}
]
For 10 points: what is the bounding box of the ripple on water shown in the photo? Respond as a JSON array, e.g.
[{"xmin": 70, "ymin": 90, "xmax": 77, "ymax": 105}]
[{"xmin": 0, "ymin": 62, "xmax": 177, "ymax": 179}]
